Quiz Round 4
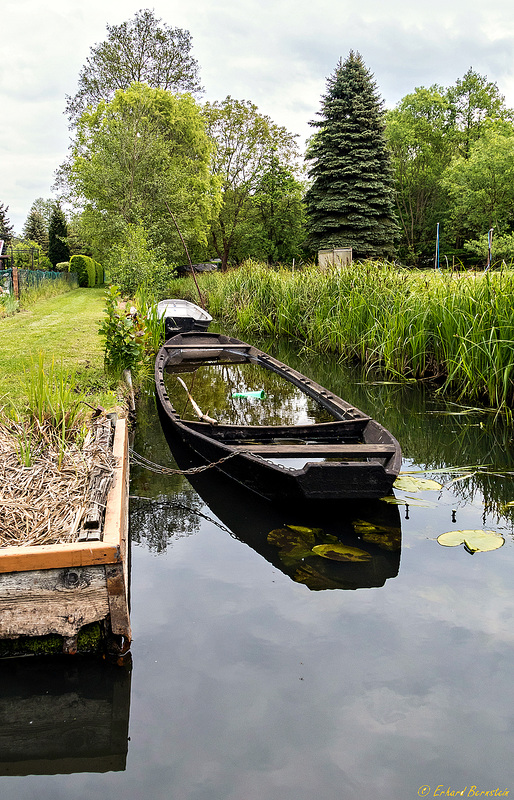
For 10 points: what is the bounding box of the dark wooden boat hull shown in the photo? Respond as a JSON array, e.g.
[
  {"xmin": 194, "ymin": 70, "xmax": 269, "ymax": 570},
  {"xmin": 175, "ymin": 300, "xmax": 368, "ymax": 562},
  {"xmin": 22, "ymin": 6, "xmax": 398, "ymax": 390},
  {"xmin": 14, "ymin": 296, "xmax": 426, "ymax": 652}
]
[{"xmin": 155, "ymin": 332, "xmax": 402, "ymax": 502}]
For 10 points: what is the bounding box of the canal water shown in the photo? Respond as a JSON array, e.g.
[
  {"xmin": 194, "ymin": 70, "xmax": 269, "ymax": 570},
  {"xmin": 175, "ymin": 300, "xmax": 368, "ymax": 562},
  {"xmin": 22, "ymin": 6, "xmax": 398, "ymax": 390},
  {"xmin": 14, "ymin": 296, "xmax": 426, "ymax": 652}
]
[{"xmin": 1, "ymin": 338, "xmax": 514, "ymax": 799}]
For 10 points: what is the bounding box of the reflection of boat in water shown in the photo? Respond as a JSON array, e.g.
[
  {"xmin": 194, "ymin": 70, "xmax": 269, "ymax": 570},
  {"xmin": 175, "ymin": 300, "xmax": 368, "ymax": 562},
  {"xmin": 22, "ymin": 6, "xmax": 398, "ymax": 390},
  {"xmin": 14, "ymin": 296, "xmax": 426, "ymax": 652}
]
[
  {"xmin": 156, "ymin": 427, "xmax": 402, "ymax": 591},
  {"xmin": 0, "ymin": 655, "xmax": 131, "ymax": 776},
  {"xmin": 155, "ymin": 332, "xmax": 402, "ymax": 502}
]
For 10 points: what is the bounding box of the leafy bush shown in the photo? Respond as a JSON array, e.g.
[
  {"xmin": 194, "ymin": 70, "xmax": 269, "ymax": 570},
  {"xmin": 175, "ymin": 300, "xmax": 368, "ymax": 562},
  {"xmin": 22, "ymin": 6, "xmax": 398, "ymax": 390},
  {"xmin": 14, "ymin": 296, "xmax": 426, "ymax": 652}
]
[
  {"xmin": 464, "ymin": 233, "xmax": 514, "ymax": 266},
  {"xmin": 10, "ymin": 239, "xmax": 48, "ymax": 269},
  {"xmin": 56, "ymin": 261, "xmax": 70, "ymax": 272},
  {"xmin": 99, "ymin": 285, "xmax": 149, "ymax": 374},
  {"xmin": 104, "ymin": 224, "xmax": 174, "ymax": 297}
]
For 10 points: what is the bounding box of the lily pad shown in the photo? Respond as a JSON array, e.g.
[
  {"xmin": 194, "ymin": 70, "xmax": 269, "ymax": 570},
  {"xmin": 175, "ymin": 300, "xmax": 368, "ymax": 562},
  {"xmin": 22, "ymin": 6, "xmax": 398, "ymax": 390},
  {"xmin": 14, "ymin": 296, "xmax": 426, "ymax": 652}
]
[
  {"xmin": 380, "ymin": 495, "xmax": 437, "ymax": 507},
  {"xmin": 353, "ymin": 519, "xmax": 400, "ymax": 536},
  {"xmin": 361, "ymin": 532, "xmax": 401, "ymax": 552},
  {"xmin": 393, "ymin": 475, "xmax": 442, "ymax": 492},
  {"xmin": 268, "ymin": 527, "xmax": 315, "ymax": 549},
  {"xmin": 286, "ymin": 525, "xmax": 324, "ymax": 537},
  {"xmin": 294, "ymin": 564, "xmax": 346, "ymax": 590},
  {"xmin": 437, "ymin": 529, "xmax": 504, "ymax": 554},
  {"xmin": 311, "ymin": 544, "xmax": 371, "ymax": 562}
]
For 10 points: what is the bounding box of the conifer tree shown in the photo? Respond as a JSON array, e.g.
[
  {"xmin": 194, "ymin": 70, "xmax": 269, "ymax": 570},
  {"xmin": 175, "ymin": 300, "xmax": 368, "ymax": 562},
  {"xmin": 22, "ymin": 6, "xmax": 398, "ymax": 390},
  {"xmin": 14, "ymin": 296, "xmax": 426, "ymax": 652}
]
[
  {"xmin": 0, "ymin": 202, "xmax": 15, "ymax": 243},
  {"xmin": 305, "ymin": 52, "xmax": 398, "ymax": 259},
  {"xmin": 23, "ymin": 208, "xmax": 49, "ymax": 251},
  {"xmin": 48, "ymin": 204, "xmax": 70, "ymax": 267}
]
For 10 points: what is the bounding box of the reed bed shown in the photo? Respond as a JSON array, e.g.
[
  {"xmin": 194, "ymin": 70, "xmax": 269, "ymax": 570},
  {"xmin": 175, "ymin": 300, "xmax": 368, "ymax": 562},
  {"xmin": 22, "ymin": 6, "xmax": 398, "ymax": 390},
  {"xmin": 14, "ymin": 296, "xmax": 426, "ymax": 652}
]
[
  {"xmin": 0, "ymin": 418, "xmax": 116, "ymax": 548},
  {"xmin": 174, "ymin": 261, "xmax": 514, "ymax": 413}
]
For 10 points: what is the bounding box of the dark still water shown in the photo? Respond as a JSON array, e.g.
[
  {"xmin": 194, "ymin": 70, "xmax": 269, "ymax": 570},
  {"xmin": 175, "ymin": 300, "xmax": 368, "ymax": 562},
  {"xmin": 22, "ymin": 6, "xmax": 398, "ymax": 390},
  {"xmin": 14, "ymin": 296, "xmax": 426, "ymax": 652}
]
[{"xmin": 2, "ymin": 339, "xmax": 514, "ymax": 799}]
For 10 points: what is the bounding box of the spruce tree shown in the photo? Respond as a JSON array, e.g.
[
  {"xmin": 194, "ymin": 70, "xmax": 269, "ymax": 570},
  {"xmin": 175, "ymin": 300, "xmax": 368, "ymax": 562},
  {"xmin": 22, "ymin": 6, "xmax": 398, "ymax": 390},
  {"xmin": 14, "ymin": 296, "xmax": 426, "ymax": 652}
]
[
  {"xmin": 48, "ymin": 204, "xmax": 70, "ymax": 267},
  {"xmin": 305, "ymin": 52, "xmax": 398, "ymax": 259},
  {"xmin": 0, "ymin": 202, "xmax": 14, "ymax": 243},
  {"xmin": 23, "ymin": 209, "xmax": 49, "ymax": 251}
]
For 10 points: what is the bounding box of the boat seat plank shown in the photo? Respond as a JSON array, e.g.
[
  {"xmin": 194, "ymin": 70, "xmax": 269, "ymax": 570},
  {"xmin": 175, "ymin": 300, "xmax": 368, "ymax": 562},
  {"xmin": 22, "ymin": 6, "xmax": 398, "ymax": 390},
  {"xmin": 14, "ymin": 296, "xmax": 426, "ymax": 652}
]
[
  {"xmin": 166, "ymin": 344, "xmax": 254, "ymax": 351},
  {"xmin": 230, "ymin": 443, "xmax": 396, "ymax": 458}
]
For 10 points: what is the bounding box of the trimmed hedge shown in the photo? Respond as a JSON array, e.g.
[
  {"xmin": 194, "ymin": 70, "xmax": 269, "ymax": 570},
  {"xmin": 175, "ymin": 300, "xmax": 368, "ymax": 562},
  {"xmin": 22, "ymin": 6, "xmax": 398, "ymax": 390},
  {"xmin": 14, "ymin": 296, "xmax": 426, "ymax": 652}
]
[{"xmin": 69, "ymin": 254, "xmax": 102, "ymax": 287}]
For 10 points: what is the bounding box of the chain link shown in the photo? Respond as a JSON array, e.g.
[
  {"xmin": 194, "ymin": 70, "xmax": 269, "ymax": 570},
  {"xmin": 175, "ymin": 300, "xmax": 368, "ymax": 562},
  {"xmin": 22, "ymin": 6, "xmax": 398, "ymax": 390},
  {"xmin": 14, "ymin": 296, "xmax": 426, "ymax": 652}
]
[{"xmin": 129, "ymin": 446, "xmax": 248, "ymax": 476}]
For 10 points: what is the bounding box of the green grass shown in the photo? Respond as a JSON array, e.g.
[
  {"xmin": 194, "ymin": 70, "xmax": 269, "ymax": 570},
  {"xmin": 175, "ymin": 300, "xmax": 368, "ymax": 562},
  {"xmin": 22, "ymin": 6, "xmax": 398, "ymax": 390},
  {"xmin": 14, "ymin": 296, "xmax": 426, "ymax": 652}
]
[{"xmin": 0, "ymin": 287, "xmax": 119, "ymax": 412}]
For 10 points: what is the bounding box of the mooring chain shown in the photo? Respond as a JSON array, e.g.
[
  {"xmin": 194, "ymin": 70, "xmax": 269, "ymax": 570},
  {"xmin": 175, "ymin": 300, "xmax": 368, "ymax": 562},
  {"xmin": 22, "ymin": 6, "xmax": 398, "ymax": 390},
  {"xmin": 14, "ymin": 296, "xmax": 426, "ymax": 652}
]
[{"xmin": 128, "ymin": 447, "xmax": 250, "ymax": 476}]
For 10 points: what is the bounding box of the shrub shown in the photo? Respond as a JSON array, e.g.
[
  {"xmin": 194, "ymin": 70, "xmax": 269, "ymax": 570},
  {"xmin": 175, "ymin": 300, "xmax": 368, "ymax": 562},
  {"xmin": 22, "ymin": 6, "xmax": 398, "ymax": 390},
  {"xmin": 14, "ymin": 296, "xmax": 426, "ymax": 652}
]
[
  {"xmin": 94, "ymin": 260, "xmax": 104, "ymax": 285},
  {"xmin": 104, "ymin": 224, "xmax": 174, "ymax": 297},
  {"xmin": 69, "ymin": 254, "xmax": 96, "ymax": 287},
  {"xmin": 56, "ymin": 261, "xmax": 70, "ymax": 272}
]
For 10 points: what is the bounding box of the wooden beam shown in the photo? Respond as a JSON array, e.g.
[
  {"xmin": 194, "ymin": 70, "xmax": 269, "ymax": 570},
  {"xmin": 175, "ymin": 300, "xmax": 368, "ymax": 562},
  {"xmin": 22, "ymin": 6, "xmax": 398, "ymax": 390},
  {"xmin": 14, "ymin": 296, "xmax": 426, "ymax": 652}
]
[
  {"xmin": 231, "ymin": 443, "xmax": 396, "ymax": 458},
  {"xmin": 0, "ymin": 541, "xmax": 121, "ymax": 575}
]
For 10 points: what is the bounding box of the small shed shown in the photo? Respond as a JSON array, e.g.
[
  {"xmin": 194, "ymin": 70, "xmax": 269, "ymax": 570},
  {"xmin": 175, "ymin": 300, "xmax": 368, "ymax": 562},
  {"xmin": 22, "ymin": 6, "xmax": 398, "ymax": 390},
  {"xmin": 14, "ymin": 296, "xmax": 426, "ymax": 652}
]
[{"xmin": 318, "ymin": 247, "xmax": 352, "ymax": 268}]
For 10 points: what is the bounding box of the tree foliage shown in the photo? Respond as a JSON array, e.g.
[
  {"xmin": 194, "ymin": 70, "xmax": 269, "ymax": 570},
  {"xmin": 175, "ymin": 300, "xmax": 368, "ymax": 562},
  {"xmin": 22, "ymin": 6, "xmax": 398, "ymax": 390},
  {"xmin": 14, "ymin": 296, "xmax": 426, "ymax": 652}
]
[
  {"xmin": 203, "ymin": 97, "xmax": 301, "ymax": 269},
  {"xmin": 48, "ymin": 205, "xmax": 70, "ymax": 267},
  {"xmin": 385, "ymin": 68, "xmax": 514, "ymax": 262},
  {"xmin": 0, "ymin": 203, "xmax": 14, "ymax": 243},
  {"xmin": 446, "ymin": 68, "xmax": 514, "ymax": 158},
  {"xmin": 443, "ymin": 121, "xmax": 514, "ymax": 241},
  {"xmin": 65, "ymin": 9, "xmax": 202, "ymax": 125},
  {"xmin": 305, "ymin": 52, "xmax": 398, "ymax": 260},
  {"xmin": 59, "ymin": 83, "xmax": 218, "ymax": 262},
  {"xmin": 385, "ymin": 86, "xmax": 454, "ymax": 262},
  {"xmin": 23, "ymin": 207, "xmax": 49, "ymax": 251}
]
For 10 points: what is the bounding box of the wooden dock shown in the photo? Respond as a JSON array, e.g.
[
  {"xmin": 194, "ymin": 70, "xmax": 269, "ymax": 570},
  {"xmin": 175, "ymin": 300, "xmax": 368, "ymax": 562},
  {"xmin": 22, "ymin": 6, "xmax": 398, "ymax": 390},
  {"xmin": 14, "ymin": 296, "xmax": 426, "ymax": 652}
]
[{"xmin": 0, "ymin": 417, "xmax": 131, "ymax": 657}]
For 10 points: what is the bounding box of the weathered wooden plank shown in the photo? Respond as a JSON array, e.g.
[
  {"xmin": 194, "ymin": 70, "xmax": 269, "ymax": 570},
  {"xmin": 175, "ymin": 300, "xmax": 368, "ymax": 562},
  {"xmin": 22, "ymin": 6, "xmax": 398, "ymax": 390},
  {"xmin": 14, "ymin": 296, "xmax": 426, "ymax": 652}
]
[
  {"xmin": 230, "ymin": 443, "xmax": 397, "ymax": 457},
  {"xmin": 0, "ymin": 541, "xmax": 120, "ymax": 575},
  {"xmin": 0, "ymin": 566, "xmax": 109, "ymax": 637},
  {"xmin": 106, "ymin": 563, "xmax": 131, "ymax": 639},
  {"xmin": 103, "ymin": 418, "xmax": 131, "ymax": 640}
]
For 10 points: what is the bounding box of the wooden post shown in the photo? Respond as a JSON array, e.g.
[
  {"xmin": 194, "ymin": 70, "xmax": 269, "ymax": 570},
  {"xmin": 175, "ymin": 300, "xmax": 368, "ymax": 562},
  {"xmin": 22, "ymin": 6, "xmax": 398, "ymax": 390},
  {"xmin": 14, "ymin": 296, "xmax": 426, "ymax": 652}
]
[{"xmin": 12, "ymin": 266, "xmax": 18, "ymax": 299}]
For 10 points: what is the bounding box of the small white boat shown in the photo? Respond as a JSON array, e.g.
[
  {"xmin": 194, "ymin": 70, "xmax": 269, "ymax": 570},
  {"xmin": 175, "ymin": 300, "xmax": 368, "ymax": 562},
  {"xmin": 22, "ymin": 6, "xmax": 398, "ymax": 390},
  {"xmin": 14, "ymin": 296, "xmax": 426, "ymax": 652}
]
[{"xmin": 156, "ymin": 299, "xmax": 213, "ymax": 338}]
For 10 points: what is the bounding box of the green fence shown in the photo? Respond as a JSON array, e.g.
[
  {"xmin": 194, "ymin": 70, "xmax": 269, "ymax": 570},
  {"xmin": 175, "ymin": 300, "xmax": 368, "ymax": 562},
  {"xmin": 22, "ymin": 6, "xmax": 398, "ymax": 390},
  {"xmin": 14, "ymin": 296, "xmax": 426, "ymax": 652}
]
[
  {"xmin": 16, "ymin": 269, "xmax": 78, "ymax": 294},
  {"xmin": 0, "ymin": 270, "xmax": 12, "ymax": 294}
]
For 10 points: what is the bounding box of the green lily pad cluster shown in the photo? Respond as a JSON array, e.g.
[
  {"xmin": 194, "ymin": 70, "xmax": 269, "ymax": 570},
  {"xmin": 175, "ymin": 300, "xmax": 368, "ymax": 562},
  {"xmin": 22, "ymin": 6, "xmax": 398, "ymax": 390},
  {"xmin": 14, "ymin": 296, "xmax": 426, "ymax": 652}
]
[{"xmin": 267, "ymin": 524, "xmax": 371, "ymax": 566}]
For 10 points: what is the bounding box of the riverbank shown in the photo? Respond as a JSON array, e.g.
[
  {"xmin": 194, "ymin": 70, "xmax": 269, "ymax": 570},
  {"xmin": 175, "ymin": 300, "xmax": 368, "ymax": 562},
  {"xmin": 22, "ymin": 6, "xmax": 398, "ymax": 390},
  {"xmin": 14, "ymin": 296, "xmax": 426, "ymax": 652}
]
[
  {"xmin": 173, "ymin": 260, "xmax": 514, "ymax": 414},
  {"xmin": 0, "ymin": 287, "xmax": 117, "ymax": 411}
]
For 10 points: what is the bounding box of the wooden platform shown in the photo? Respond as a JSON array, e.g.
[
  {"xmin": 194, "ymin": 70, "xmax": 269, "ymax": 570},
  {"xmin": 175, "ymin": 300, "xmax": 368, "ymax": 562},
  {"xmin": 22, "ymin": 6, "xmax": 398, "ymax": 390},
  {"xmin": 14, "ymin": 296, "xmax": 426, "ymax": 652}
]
[{"xmin": 0, "ymin": 418, "xmax": 131, "ymax": 655}]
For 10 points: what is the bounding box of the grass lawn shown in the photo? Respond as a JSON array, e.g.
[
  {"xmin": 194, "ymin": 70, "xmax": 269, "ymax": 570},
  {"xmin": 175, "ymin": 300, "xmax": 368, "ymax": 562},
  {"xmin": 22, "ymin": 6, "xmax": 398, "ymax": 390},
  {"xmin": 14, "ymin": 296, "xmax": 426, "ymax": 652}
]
[{"xmin": 0, "ymin": 287, "xmax": 118, "ymax": 411}]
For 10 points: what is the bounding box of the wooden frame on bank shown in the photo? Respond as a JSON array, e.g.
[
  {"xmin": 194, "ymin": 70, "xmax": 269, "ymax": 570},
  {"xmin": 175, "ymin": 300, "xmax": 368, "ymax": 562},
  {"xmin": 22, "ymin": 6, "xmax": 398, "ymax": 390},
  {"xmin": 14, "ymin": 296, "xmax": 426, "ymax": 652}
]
[{"xmin": 0, "ymin": 417, "xmax": 131, "ymax": 649}]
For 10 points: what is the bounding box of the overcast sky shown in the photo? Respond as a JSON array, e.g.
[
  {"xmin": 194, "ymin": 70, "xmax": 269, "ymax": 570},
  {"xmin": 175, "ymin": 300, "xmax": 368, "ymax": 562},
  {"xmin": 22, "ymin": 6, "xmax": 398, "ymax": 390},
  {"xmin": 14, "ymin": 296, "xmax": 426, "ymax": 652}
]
[{"xmin": 2, "ymin": 0, "xmax": 514, "ymax": 233}]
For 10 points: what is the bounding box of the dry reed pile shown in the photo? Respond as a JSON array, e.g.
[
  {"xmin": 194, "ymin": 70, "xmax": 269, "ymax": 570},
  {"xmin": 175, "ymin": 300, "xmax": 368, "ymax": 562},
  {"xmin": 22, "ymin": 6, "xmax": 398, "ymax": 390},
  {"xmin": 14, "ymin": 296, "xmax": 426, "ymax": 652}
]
[{"xmin": 0, "ymin": 418, "xmax": 116, "ymax": 548}]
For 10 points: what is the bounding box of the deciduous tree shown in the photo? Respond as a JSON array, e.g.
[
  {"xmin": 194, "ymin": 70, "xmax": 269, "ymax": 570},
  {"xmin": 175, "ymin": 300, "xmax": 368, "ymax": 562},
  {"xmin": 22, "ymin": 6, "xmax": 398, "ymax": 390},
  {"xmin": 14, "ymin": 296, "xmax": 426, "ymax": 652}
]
[
  {"xmin": 305, "ymin": 52, "xmax": 398, "ymax": 260},
  {"xmin": 59, "ymin": 83, "xmax": 218, "ymax": 262},
  {"xmin": 65, "ymin": 9, "xmax": 203, "ymax": 125},
  {"xmin": 385, "ymin": 86, "xmax": 454, "ymax": 262},
  {"xmin": 203, "ymin": 97, "xmax": 301, "ymax": 269},
  {"xmin": 443, "ymin": 120, "xmax": 514, "ymax": 242}
]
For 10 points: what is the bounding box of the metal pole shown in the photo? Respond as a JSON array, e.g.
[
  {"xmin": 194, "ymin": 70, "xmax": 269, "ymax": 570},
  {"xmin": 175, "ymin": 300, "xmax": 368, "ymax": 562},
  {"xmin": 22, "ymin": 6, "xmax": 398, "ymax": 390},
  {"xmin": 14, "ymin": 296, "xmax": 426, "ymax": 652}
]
[{"xmin": 485, "ymin": 228, "xmax": 493, "ymax": 272}]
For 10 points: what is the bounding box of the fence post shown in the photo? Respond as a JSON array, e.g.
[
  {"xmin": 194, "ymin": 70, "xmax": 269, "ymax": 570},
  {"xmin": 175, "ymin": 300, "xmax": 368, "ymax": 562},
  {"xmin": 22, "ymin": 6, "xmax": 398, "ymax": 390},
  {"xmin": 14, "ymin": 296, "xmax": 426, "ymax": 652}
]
[{"xmin": 12, "ymin": 266, "xmax": 19, "ymax": 299}]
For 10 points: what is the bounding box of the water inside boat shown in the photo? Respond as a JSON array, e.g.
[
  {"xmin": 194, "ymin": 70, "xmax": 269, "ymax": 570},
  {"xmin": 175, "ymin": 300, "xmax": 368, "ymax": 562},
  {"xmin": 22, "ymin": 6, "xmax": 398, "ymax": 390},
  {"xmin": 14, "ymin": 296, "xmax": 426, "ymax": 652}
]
[{"xmin": 164, "ymin": 360, "xmax": 336, "ymax": 427}]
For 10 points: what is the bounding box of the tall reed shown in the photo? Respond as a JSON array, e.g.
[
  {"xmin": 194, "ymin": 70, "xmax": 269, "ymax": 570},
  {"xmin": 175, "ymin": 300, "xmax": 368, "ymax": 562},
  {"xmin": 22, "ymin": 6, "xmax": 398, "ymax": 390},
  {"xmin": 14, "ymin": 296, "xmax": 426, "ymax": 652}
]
[
  {"xmin": 25, "ymin": 354, "xmax": 87, "ymax": 458},
  {"xmin": 174, "ymin": 261, "xmax": 514, "ymax": 413}
]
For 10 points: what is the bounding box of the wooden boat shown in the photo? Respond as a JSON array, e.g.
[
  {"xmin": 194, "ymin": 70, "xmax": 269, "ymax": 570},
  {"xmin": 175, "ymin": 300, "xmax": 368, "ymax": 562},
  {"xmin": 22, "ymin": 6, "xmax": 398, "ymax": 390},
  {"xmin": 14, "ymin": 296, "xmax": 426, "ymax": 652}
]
[
  {"xmin": 155, "ymin": 331, "xmax": 402, "ymax": 502},
  {"xmin": 156, "ymin": 298, "xmax": 212, "ymax": 338}
]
